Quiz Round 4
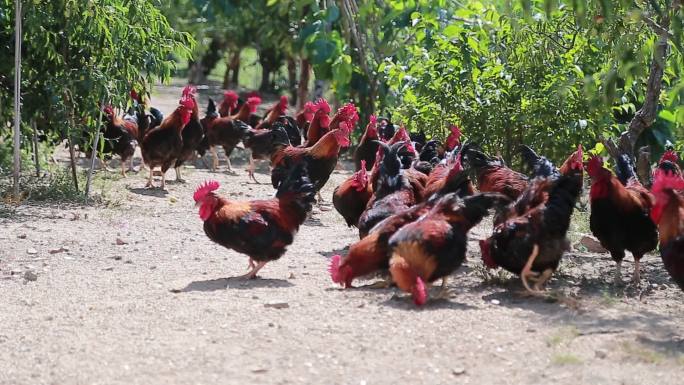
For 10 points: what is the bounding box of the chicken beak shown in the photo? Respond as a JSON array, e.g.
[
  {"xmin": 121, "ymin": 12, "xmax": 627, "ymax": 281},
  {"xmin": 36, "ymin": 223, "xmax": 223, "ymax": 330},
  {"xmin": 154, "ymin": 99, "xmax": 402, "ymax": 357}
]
[{"xmin": 194, "ymin": 201, "xmax": 201, "ymax": 208}]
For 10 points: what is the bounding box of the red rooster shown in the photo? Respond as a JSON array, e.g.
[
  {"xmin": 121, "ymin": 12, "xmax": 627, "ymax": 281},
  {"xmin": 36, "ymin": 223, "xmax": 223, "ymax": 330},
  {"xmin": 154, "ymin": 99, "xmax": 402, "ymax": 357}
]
[
  {"xmin": 295, "ymin": 101, "xmax": 318, "ymax": 138},
  {"xmin": 655, "ymin": 150, "xmax": 682, "ymax": 177},
  {"xmin": 205, "ymin": 96, "xmax": 261, "ymax": 173},
  {"xmin": 173, "ymin": 86, "xmax": 204, "ymax": 182},
  {"xmin": 218, "ymin": 91, "xmax": 240, "ymax": 117},
  {"xmin": 353, "ymin": 115, "xmax": 380, "ymax": 171},
  {"xmin": 303, "ymin": 99, "xmax": 332, "ymax": 147},
  {"xmin": 389, "ymin": 192, "xmax": 510, "ymax": 305},
  {"xmin": 141, "ymin": 89, "xmax": 195, "ymax": 189},
  {"xmin": 270, "ymin": 117, "xmax": 353, "ymax": 194},
  {"xmin": 333, "ymin": 160, "xmax": 373, "ymax": 227},
  {"xmin": 587, "ymin": 154, "xmax": 658, "ymax": 284},
  {"xmin": 254, "ymin": 96, "xmax": 289, "ymax": 129},
  {"xmin": 101, "ymin": 105, "xmax": 139, "ymax": 177},
  {"xmin": 650, "ymin": 171, "xmax": 684, "ymax": 290},
  {"xmin": 194, "ymin": 163, "xmax": 315, "ymax": 279}
]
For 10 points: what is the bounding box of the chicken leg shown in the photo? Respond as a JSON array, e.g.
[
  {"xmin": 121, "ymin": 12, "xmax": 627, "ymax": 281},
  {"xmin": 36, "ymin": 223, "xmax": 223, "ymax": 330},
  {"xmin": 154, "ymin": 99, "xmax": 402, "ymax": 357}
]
[
  {"xmin": 146, "ymin": 168, "xmax": 154, "ymax": 188},
  {"xmin": 175, "ymin": 166, "xmax": 185, "ymax": 183},
  {"xmin": 236, "ymin": 260, "xmax": 267, "ymax": 280},
  {"xmin": 520, "ymin": 244, "xmax": 541, "ymax": 294},
  {"xmin": 121, "ymin": 161, "xmax": 127, "ymax": 178},
  {"xmin": 433, "ymin": 276, "xmax": 452, "ymax": 300},
  {"xmin": 247, "ymin": 153, "xmax": 260, "ymax": 184},
  {"xmin": 160, "ymin": 171, "xmax": 167, "ymax": 190},
  {"xmin": 614, "ymin": 260, "xmax": 623, "ymax": 284},
  {"xmin": 632, "ymin": 257, "xmax": 642, "ymax": 285},
  {"xmin": 210, "ymin": 146, "xmax": 219, "ymax": 172}
]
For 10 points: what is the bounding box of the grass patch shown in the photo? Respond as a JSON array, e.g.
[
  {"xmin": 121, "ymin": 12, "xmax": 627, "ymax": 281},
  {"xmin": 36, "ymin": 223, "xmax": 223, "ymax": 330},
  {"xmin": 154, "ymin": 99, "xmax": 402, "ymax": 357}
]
[
  {"xmin": 546, "ymin": 326, "xmax": 580, "ymax": 347},
  {"xmin": 568, "ymin": 206, "xmax": 591, "ymax": 245},
  {"xmin": 551, "ymin": 353, "xmax": 583, "ymax": 365},
  {"xmin": 472, "ymin": 264, "xmax": 513, "ymax": 286},
  {"xmin": 620, "ymin": 342, "xmax": 665, "ymax": 364}
]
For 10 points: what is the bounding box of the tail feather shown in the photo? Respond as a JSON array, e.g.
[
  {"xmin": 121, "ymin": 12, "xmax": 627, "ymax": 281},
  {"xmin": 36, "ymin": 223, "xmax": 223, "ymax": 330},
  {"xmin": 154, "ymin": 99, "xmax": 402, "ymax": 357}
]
[
  {"xmin": 615, "ymin": 153, "xmax": 637, "ymax": 185},
  {"xmin": 276, "ymin": 162, "xmax": 316, "ymax": 213},
  {"xmin": 206, "ymin": 98, "xmax": 218, "ymax": 118},
  {"xmin": 148, "ymin": 107, "xmax": 164, "ymax": 129},
  {"xmin": 519, "ymin": 145, "xmax": 559, "ymax": 179},
  {"xmin": 542, "ymin": 174, "xmax": 582, "ymax": 236}
]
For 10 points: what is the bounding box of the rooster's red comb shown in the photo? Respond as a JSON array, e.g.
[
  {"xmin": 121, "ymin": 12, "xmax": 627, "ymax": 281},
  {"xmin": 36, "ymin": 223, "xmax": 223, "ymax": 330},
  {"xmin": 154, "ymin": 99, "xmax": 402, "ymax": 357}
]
[
  {"xmin": 182, "ymin": 85, "xmax": 197, "ymax": 98},
  {"xmin": 660, "ymin": 150, "xmax": 679, "ymax": 164},
  {"xmin": 193, "ymin": 180, "xmax": 220, "ymax": 202},
  {"xmin": 103, "ymin": 105, "xmax": 114, "ymax": 116},
  {"xmin": 304, "ymin": 101, "xmax": 318, "ymax": 113},
  {"xmin": 369, "ymin": 115, "xmax": 377, "ymax": 126},
  {"xmin": 316, "ymin": 98, "xmax": 331, "ymax": 114},
  {"xmin": 652, "ymin": 170, "xmax": 684, "ymax": 193},
  {"xmin": 224, "ymin": 91, "xmax": 238, "ymax": 102}
]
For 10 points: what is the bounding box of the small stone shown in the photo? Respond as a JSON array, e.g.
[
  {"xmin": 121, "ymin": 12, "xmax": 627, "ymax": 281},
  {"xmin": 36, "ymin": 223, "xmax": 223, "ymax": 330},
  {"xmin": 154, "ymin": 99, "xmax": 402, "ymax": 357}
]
[
  {"xmin": 169, "ymin": 196, "xmax": 178, "ymax": 203},
  {"xmin": 576, "ymin": 235, "xmax": 607, "ymax": 253},
  {"xmin": 112, "ymin": 256, "xmax": 122, "ymax": 261},
  {"xmin": 17, "ymin": 234, "xmax": 26, "ymax": 239},
  {"xmin": 452, "ymin": 367, "xmax": 466, "ymax": 375},
  {"xmin": 149, "ymin": 266, "xmax": 157, "ymax": 270},
  {"xmin": 595, "ymin": 350, "xmax": 607, "ymax": 359},
  {"xmin": 288, "ymin": 272, "xmax": 296, "ymax": 279},
  {"xmin": 268, "ymin": 322, "xmax": 275, "ymax": 327},
  {"xmin": 264, "ymin": 301, "xmax": 289, "ymax": 309},
  {"xmin": 103, "ymin": 266, "xmax": 114, "ymax": 271},
  {"xmin": 252, "ymin": 295, "xmax": 259, "ymax": 300},
  {"xmin": 490, "ymin": 299, "xmax": 500, "ymax": 305},
  {"xmin": 251, "ymin": 368, "xmax": 268, "ymax": 374},
  {"xmin": 23, "ymin": 271, "xmax": 38, "ymax": 282},
  {"xmin": 48, "ymin": 247, "xmax": 67, "ymax": 254},
  {"xmin": 124, "ymin": 260, "xmax": 133, "ymax": 264},
  {"xmin": 526, "ymin": 328, "xmax": 536, "ymax": 333},
  {"xmin": 26, "ymin": 248, "xmax": 38, "ymax": 255},
  {"xmin": 115, "ymin": 238, "xmax": 127, "ymax": 245}
]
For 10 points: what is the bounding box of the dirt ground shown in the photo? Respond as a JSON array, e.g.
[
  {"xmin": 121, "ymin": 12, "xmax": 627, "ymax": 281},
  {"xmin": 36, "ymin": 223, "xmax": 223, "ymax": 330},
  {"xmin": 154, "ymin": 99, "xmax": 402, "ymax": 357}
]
[{"xmin": 1, "ymin": 84, "xmax": 683, "ymax": 385}]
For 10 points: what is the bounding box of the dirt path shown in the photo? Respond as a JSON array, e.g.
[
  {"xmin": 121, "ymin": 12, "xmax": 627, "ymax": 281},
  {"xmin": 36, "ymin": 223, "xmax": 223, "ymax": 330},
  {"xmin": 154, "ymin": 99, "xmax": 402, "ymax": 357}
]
[{"xmin": 1, "ymin": 86, "xmax": 683, "ymax": 385}]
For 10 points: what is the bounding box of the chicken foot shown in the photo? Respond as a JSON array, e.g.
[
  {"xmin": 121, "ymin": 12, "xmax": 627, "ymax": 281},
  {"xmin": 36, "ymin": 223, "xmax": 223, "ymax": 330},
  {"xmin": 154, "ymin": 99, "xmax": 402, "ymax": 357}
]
[
  {"xmin": 361, "ymin": 277, "xmax": 393, "ymax": 289},
  {"xmin": 247, "ymin": 153, "xmax": 260, "ymax": 184},
  {"xmin": 632, "ymin": 257, "xmax": 642, "ymax": 285},
  {"xmin": 210, "ymin": 146, "xmax": 219, "ymax": 172},
  {"xmin": 235, "ymin": 260, "xmax": 267, "ymax": 280},
  {"xmin": 433, "ymin": 276, "xmax": 453, "ymax": 300},
  {"xmin": 520, "ymin": 244, "xmax": 542, "ymax": 294},
  {"xmin": 175, "ymin": 166, "xmax": 186, "ymax": 183},
  {"xmin": 146, "ymin": 168, "xmax": 155, "ymax": 188}
]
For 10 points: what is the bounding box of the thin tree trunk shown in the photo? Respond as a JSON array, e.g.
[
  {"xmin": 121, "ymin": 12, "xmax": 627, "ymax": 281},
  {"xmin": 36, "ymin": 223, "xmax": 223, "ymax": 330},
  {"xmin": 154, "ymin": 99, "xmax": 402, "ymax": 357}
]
[
  {"xmin": 297, "ymin": 58, "xmax": 311, "ymax": 109},
  {"xmin": 287, "ymin": 56, "xmax": 297, "ymax": 106},
  {"xmin": 31, "ymin": 118, "xmax": 40, "ymax": 177},
  {"xmin": 222, "ymin": 59, "xmax": 231, "ymax": 89},
  {"xmin": 230, "ymin": 50, "xmax": 240, "ymax": 85},
  {"xmin": 12, "ymin": 0, "xmax": 22, "ymax": 200},
  {"xmin": 66, "ymin": 112, "xmax": 79, "ymax": 192},
  {"xmin": 259, "ymin": 61, "xmax": 272, "ymax": 92},
  {"xmin": 85, "ymin": 97, "xmax": 105, "ymax": 200}
]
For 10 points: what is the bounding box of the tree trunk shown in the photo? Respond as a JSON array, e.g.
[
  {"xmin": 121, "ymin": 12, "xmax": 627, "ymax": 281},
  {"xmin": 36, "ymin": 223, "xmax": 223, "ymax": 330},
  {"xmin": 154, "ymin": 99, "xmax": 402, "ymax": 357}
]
[
  {"xmin": 84, "ymin": 97, "xmax": 105, "ymax": 200},
  {"xmin": 222, "ymin": 49, "xmax": 241, "ymax": 88},
  {"xmin": 286, "ymin": 56, "xmax": 297, "ymax": 106},
  {"xmin": 189, "ymin": 37, "xmax": 227, "ymax": 84},
  {"xmin": 260, "ymin": 62, "xmax": 271, "ymax": 92},
  {"xmin": 67, "ymin": 135, "xmax": 79, "ymax": 192},
  {"xmin": 12, "ymin": 0, "xmax": 22, "ymax": 200},
  {"xmin": 604, "ymin": 1, "xmax": 679, "ymax": 160},
  {"xmin": 31, "ymin": 118, "xmax": 40, "ymax": 177},
  {"xmin": 297, "ymin": 58, "xmax": 311, "ymax": 109}
]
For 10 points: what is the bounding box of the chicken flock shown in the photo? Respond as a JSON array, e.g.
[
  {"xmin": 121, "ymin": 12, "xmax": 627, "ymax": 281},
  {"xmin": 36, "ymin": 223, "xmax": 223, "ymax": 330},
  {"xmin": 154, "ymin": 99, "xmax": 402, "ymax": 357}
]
[{"xmin": 101, "ymin": 86, "xmax": 684, "ymax": 306}]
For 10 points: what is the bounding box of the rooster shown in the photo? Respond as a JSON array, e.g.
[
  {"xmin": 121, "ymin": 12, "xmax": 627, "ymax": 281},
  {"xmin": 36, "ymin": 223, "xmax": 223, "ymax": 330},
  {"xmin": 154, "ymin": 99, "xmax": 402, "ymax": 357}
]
[
  {"xmin": 480, "ymin": 168, "xmax": 583, "ymax": 293},
  {"xmin": 587, "ymin": 154, "xmax": 658, "ymax": 284},
  {"xmin": 444, "ymin": 125, "xmax": 462, "ymax": 153},
  {"xmin": 218, "ymin": 91, "xmax": 240, "ymax": 117},
  {"xmin": 101, "ymin": 105, "xmax": 138, "ymax": 177},
  {"xmin": 201, "ymin": 98, "xmax": 251, "ymax": 173},
  {"xmin": 254, "ymin": 96, "xmax": 289, "ymax": 130},
  {"xmin": 205, "ymin": 96, "xmax": 261, "ymax": 173},
  {"xmin": 333, "ymin": 160, "xmax": 373, "ymax": 227},
  {"xmin": 141, "ymin": 89, "xmax": 195, "ymax": 189},
  {"xmin": 655, "ymin": 150, "xmax": 682, "ymax": 178},
  {"xmin": 650, "ymin": 171, "xmax": 684, "ymax": 290},
  {"xmin": 270, "ymin": 122, "xmax": 352, "ymax": 195},
  {"xmin": 303, "ymin": 99, "xmax": 332, "ymax": 147},
  {"xmin": 423, "ymin": 150, "xmax": 474, "ymax": 200},
  {"xmin": 389, "ymin": 192, "xmax": 510, "ymax": 305},
  {"xmin": 462, "ymin": 144, "xmax": 529, "ymax": 200},
  {"xmin": 330, "ymin": 163, "xmax": 474, "ymax": 289},
  {"xmin": 194, "ymin": 162, "xmax": 315, "ymax": 279},
  {"xmin": 357, "ymin": 142, "xmax": 424, "ymax": 238},
  {"xmin": 353, "ymin": 115, "xmax": 380, "ymax": 171},
  {"xmin": 173, "ymin": 86, "xmax": 204, "ymax": 182},
  {"xmin": 295, "ymin": 101, "xmax": 319, "ymax": 139}
]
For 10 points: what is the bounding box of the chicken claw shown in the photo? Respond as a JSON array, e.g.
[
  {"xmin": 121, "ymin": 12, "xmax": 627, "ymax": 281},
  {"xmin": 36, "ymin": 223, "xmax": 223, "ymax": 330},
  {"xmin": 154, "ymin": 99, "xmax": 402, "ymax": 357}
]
[
  {"xmin": 235, "ymin": 261, "xmax": 267, "ymax": 280},
  {"xmin": 433, "ymin": 276, "xmax": 453, "ymax": 300},
  {"xmin": 361, "ymin": 277, "xmax": 392, "ymax": 289},
  {"xmin": 520, "ymin": 244, "xmax": 542, "ymax": 295}
]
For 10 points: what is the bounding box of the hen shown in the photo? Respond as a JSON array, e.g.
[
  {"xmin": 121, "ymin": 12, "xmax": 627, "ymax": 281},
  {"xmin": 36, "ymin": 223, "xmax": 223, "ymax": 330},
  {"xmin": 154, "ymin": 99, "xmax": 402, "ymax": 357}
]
[
  {"xmin": 389, "ymin": 192, "xmax": 510, "ymax": 305},
  {"xmin": 194, "ymin": 163, "xmax": 315, "ymax": 279},
  {"xmin": 650, "ymin": 171, "xmax": 684, "ymax": 290},
  {"xmin": 141, "ymin": 88, "xmax": 195, "ymax": 189},
  {"xmin": 333, "ymin": 160, "xmax": 373, "ymax": 227},
  {"xmin": 587, "ymin": 154, "xmax": 658, "ymax": 284},
  {"xmin": 462, "ymin": 144, "xmax": 529, "ymax": 200}
]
